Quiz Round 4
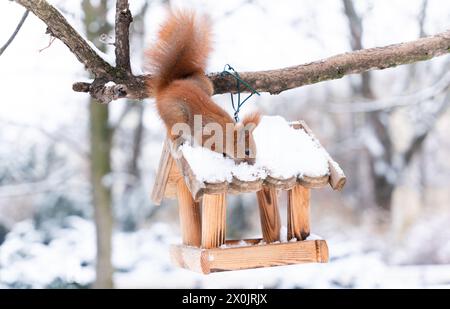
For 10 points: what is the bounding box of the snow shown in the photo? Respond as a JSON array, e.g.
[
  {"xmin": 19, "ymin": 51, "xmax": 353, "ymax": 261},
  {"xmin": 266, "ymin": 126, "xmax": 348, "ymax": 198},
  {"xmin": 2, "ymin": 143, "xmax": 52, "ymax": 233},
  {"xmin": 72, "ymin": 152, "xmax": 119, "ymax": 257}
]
[
  {"xmin": 1, "ymin": 0, "xmax": 450, "ymax": 291},
  {"xmin": 180, "ymin": 144, "xmax": 235, "ymax": 183},
  {"xmin": 0, "ymin": 219, "xmax": 95, "ymax": 287},
  {"xmin": 2, "ymin": 217, "xmax": 450, "ymax": 289},
  {"xmin": 85, "ymin": 40, "xmax": 116, "ymax": 67},
  {"xmin": 181, "ymin": 116, "xmax": 330, "ymax": 183},
  {"xmin": 254, "ymin": 116, "xmax": 329, "ymax": 179},
  {"xmin": 306, "ymin": 234, "xmax": 324, "ymax": 241},
  {"xmin": 219, "ymin": 240, "xmax": 251, "ymax": 249},
  {"xmin": 231, "ymin": 162, "xmax": 268, "ymax": 182},
  {"xmin": 280, "ymin": 226, "xmax": 288, "ymax": 242}
]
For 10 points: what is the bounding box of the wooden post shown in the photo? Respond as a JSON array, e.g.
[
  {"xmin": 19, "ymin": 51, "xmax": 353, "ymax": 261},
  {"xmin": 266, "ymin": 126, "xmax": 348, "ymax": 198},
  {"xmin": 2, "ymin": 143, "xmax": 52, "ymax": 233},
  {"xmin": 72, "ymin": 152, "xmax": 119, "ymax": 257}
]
[
  {"xmin": 256, "ymin": 186, "xmax": 281, "ymax": 243},
  {"xmin": 177, "ymin": 179, "xmax": 201, "ymax": 247},
  {"xmin": 287, "ymin": 184, "xmax": 311, "ymax": 241},
  {"xmin": 201, "ymin": 193, "xmax": 226, "ymax": 249}
]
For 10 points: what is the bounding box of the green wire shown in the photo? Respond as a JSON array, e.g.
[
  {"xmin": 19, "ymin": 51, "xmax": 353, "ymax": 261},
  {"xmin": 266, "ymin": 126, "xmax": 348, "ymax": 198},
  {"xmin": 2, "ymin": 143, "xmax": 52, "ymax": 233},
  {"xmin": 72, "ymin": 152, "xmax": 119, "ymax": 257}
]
[{"xmin": 220, "ymin": 64, "xmax": 260, "ymax": 122}]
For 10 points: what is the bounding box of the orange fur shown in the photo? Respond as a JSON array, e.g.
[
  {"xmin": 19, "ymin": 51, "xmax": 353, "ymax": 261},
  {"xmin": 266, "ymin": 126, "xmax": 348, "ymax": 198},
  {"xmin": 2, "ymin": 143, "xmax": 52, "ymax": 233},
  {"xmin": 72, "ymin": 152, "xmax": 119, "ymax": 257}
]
[
  {"xmin": 146, "ymin": 10, "xmax": 260, "ymax": 163},
  {"xmin": 242, "ymin": 112, "xmax": 261, "ymax": 127}
]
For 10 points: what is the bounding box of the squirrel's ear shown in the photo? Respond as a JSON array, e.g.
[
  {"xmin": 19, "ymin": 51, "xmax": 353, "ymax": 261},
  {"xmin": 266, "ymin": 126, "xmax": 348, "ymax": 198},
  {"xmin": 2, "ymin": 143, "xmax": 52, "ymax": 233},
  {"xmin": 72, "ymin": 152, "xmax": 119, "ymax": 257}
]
[{"xmin": 242, "ymin": 112, "xmax": 261, "ymax": 131}]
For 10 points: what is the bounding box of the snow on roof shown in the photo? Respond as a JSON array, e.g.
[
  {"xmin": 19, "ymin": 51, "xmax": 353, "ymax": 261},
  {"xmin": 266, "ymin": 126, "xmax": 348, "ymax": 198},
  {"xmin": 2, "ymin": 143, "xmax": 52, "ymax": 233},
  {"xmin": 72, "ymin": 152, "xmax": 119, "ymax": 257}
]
[{"xmin": 180, "ymin": 116, "xmax": 330, "ymax": 183}]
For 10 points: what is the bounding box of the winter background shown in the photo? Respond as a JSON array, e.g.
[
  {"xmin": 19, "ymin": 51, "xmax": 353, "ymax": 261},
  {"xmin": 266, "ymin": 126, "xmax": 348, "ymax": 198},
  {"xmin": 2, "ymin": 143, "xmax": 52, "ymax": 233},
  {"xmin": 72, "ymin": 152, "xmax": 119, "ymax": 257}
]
[{"xmin": 1, "ymin": 0, "xmax": 450, "ymax": 288}]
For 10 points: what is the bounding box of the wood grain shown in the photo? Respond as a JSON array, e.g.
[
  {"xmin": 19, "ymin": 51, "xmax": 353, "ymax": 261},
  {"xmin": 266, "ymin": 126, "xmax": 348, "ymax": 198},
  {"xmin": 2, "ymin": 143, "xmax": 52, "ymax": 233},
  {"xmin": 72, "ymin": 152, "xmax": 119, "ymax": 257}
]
[
  {"xmin": 288, "ymin": 185, "xmax": 311, "ymax": 241},
  {"xmin": 163, "ymin": 161, "xmax": 182, "ymax": 199},
  {"xmin": 228, "ymin": 177, "xmax": 263, "ymax": 195},
  {"xmin": 177, "ymin": 179, "xmax": 201, "ymax": 247},
  {"xmin": 201, "ymin": 193, "xmax": 227, "ymax": 249},
  {"xmin": 170, "ymin": 239, "xmax": 329, "ymax": 274},
  {"xmin": 298, "ymin": 174, "xmax": 330, "ymax": 189},
  {"xmin": 264, "ymin": 176, "xmax": 297, "ymax": 190},
  {"xmin": 173, "ymin": 153, "xmax": 206, "ymax": 201},
  {"xmin": 150, "ymin": 139, "xmax": 174, "ymax": 205},
  {"xmin": 170, "ymin": 245, "xmax": 206, "ymax": 273},
  {"xmin": 256, "ymin": 186, "xmax": 281, "ymax": 243}
]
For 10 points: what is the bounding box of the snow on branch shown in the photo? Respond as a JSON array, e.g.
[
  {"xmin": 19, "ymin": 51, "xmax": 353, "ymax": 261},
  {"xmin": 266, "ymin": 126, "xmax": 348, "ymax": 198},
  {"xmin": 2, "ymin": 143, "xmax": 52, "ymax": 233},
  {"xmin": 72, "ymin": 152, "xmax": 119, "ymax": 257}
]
[{"xmin": 14, "ymin": 0, "xmax": 450, "ymax": 104}]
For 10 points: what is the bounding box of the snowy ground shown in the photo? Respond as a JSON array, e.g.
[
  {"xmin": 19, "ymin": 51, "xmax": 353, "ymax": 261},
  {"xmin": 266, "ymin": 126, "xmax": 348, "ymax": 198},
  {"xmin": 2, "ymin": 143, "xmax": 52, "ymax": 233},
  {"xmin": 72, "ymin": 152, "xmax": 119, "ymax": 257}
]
[{"xmin": 1, "ymin": 216, "xmax": 450, "ymax": 289}]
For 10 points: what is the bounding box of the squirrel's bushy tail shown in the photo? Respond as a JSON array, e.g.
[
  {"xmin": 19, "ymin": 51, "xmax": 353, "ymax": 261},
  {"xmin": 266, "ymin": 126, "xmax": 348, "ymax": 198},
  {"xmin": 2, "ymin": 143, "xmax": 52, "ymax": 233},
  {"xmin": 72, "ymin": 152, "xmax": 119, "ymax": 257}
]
[{"xmin": 146, "ymin": 10, "xmax": 212, "ymax": 93}]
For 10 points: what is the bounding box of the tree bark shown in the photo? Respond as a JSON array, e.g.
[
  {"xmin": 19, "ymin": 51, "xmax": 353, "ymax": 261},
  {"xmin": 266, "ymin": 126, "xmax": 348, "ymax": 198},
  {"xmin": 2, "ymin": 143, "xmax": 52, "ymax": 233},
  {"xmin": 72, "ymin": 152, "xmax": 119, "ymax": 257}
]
[
  {"xmin": 128, "ymin": 103, "xmax": 144, "ymax": 178},
  {"xmin": 14, "ymin": 0, "xmax": 450, "ymax": 103},
  {"xmin": 114, "ymin": 0, "xmax": 132, "ymax": 73},
  {"xmin": 82, "ymin": 0, "xmax": 114, "ymax": 289},
  {"xmin": 90, "ymin": 99, "xmax": 114, "ymax": 288},
  {"xmin": 16, "ymin": 0, "xmax": 115, "ymax": 78}
]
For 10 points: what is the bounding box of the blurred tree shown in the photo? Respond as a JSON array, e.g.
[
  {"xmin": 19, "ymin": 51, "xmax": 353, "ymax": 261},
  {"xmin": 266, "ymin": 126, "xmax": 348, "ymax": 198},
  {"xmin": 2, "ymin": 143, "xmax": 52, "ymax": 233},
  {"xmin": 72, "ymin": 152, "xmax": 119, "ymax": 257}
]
[
  {"xmin": 114, "ymin": 1, "xmax": 150, "ymax": 231},
  {"xmin": 342, "ymin": 0, "xmax": 449, "ymax": 210},
  {"xmin": 342, "ymin": 0, "xmax": 394, "ymax": 210},
  {"xmin": 82, "ymin": 0, "xmax": 114, "ymax": 289}
]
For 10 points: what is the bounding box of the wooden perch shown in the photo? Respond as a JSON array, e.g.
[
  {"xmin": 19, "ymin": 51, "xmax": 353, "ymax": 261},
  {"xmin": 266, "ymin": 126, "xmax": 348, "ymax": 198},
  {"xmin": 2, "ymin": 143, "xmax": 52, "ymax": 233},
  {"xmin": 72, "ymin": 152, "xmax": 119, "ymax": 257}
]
[
  {"xmin": 13, "ymin": 0, "xmax": 450, "ymax": 103},
  {"xmin": 171, "ymin": 239, "xmax": 328, "ymax": 274}
]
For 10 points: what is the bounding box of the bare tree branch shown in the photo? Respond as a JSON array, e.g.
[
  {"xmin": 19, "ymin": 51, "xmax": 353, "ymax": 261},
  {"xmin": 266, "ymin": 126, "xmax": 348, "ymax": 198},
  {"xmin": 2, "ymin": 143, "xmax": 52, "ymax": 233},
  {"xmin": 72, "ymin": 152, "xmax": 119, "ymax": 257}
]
[
  {"xmin": 13, "ymin": 0, "xmax": 450, "ymax": 104},
  {"xmin": 0, "ymin": 118, "xmax": 89, "ymax": 159},
  {"xmin": 208, "ymin": 30, "xmax": 450, "ymax": 96},
  {"xmin": 403, "ymin": 90, "xmax": 450, "ymax": 167},
  {"xmin": 419, "ymin": 0, "xmax": 429, "ymax": 38},
  {"xmin": 0, "ymin": 9, "xmax": 29, "ymax": 56},
  {"xmin": 115, "ymin": 0, "xmax": 132, "ymax": 73},
  {"xmin": 327, "ymin": 65, "xmax": 450, "ymax": 113},
  {"xmin": 15, "ymin": 0, "xmax": 115, "ymax": 78}
]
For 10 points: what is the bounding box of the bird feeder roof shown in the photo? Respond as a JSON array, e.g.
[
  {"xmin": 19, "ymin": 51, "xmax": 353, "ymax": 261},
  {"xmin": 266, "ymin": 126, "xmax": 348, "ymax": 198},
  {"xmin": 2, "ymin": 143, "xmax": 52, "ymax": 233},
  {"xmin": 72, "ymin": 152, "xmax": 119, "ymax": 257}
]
[{"xmin": 151, "ymin": 120, "xmax": 346, "ymax": 204}]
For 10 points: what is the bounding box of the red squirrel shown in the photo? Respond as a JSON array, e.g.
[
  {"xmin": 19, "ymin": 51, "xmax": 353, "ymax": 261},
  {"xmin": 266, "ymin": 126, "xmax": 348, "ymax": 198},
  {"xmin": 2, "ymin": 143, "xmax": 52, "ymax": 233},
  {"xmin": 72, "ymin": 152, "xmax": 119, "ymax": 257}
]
[{"xmin": 146, "ymin": 10, "xmax": 260, "ymax": 164}]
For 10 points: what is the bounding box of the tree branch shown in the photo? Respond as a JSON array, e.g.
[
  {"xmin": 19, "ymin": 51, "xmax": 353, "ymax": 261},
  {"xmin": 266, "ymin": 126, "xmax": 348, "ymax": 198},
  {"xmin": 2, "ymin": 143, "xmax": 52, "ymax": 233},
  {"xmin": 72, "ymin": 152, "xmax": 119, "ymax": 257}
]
[
  {"xmin": 327, "ymin": 67, "xmax": 450, "ymax": 113},
  {"xmin": 209, "ymin": 30, "xmax": 450, "ymax": 95},
  {"xmin": 0, "ymin": 9, "xmax": 29, "ymax": 56},
  {"xmin": 14, "ymin": 0, "xmax": 450, "ymax": 103},
  {"xmin": 115, "ymin": 0, "xmax": 132, "ymax": 73},
  {"xmin": 15, "ymin": 0, "xmax": 115, "ymax": 78}
]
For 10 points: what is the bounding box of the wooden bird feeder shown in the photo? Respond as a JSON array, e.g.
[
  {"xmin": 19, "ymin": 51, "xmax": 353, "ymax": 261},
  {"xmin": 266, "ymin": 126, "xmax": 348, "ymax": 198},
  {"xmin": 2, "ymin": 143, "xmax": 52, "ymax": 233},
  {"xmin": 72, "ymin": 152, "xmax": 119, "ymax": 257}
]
[{"xmin": 151, "ymin": 120, "xmax": 346, "ymax": 274}]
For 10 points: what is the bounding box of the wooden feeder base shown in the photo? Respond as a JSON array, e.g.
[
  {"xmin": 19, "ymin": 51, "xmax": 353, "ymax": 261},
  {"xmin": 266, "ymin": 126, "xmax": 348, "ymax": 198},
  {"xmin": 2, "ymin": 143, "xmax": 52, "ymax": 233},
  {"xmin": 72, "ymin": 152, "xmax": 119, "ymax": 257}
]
[{"xmin": 170, "ymin": 238, "xmax": 328, "ymax": 274}]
